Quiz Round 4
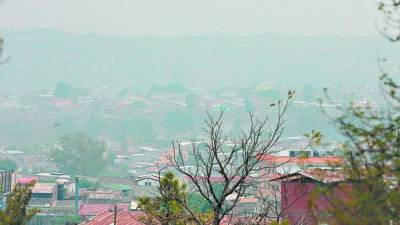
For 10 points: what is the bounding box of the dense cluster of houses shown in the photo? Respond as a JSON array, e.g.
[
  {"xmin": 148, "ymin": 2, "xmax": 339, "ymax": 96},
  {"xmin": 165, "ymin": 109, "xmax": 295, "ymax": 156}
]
[{"xmin": 0, "ymin": 137, "xmax": 351, "ymax": 225}]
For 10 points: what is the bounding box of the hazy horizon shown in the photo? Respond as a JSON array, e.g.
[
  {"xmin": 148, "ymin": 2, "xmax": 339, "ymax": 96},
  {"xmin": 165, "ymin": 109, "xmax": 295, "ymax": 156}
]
[{"xmin": 0, "ymin": 0, "xmax": 378, "ymax": 37}]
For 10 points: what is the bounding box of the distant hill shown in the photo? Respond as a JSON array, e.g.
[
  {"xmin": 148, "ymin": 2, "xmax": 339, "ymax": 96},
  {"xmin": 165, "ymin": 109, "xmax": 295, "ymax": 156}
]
[{"xmin": 0, "ymin": 29, "xmax": 398, "ymax": 92}]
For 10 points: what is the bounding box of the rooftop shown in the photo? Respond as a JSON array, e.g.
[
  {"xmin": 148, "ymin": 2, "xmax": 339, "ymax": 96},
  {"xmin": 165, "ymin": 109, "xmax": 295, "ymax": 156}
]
[
  {"xmin": 32, "ymin": 183, "xmax": 56, "ymax": 194},
  {"xmin": 17, "ymin": 177, "xmax": 38, "ymax": 184},
  {"xmin": 259, "ymin": 155, "xmax": 343, "ymax": 165},
  {"xmin": 271, "ymin": 168, "xmax": 348, "ymax": 184},
  {"xmin": 238, "ymin": 197, "xmax": 257, "ymax": 204},
  {"xmin": 79, "ymin": 203, "xmax": 130, "ymax": 217},
  {"xmin": 82, "ymin": 211, "xmax": 145, "ymax": 225},
  {"xmin": 87, "ymin": 191, "xmax": 118, "ymax": 200}
]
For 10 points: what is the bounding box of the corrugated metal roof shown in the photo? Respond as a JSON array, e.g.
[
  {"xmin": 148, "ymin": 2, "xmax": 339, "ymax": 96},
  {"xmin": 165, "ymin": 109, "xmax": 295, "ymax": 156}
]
[
  {"xmin": 82, "ymin": 211, "xmax": 145, "ymax": 225},
  {"xmin": 300, "ymin": 169, "xmax": 347, "ymax": 183},
  {"xmin": 271, "ymin": 168, "xmax": 347, "ymax": 184},
  {"xmin": 259, "ymin": 155, "xmax": 343, "ymax": 165}
]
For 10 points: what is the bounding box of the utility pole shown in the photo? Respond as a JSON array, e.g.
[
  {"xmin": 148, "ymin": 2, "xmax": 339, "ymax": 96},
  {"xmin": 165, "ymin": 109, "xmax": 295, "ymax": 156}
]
[
  {"xmin": 113, "ymin": 205, "xmax": 117, "ymax": 225},
  {"xmin": 108, "ymin": 205, "xmax": 123, "ymax": 225},
  {"xmin": 75, "ymin": 176, "xmax": 79, "ymax": 215}
]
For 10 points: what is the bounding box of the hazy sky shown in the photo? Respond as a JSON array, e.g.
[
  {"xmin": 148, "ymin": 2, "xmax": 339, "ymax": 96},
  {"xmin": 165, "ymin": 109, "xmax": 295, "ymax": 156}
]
[{"xmin": 0, "ymin": 0, "xmax": 378, "ymax": 37}]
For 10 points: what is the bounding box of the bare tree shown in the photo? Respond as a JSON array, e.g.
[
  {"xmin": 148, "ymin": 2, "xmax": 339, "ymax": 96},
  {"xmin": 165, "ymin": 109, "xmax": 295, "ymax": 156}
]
[
  {"xmin": 257, "ymin": 174, "xmax": 303, "ymax": 224},
  {"xmin": 223, "ymin": 161, "xmax": 311, "ymax": 225},
  {"xmin": 167, "ymin": 91, "xmax": 294, "ymax": 225}
]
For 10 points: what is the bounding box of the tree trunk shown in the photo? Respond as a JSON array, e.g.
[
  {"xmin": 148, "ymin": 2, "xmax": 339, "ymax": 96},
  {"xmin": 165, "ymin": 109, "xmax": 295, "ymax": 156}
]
[
  {"xmin": 212, "ymin": 217, "xmax": 220, "ymax": 225},
  {"xmin": 213, "ymin": 209, "xmax": 221, "ymax": 225}
]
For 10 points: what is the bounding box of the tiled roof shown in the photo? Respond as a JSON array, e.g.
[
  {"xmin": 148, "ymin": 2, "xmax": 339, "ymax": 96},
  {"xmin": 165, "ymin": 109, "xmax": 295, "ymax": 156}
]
[
  {"xmin": 82, "ymin": 211, "xmax": 145, "ymax": 225},
  {"xmin": 258, "ymin": 155, "xmax": 343, "ymax": 165},
  {"xmin": 79, "ymin": 204, "xmax": 130, "ymax": 217}
]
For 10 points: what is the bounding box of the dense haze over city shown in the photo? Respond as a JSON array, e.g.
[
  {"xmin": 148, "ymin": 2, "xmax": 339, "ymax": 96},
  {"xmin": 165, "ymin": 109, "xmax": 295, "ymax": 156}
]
[
  {"xmin": 0, "ymin": 1, "xmax": 399, "ymax": 225},
  {"xmin": 0, "ymin": 1, "xmax": 398, "ymax": 146}
]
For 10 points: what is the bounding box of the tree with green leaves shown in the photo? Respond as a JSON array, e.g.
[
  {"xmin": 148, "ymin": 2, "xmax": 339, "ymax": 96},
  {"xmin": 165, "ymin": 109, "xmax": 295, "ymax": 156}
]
[
  {"xmin": 51, "ymin": 133, "xmax": 107, "ymax": 176},
  {"xmin": 318, "ymin": 73, "xmax": 400, "ymax": 223},
  {"xmin": 308, "ymin": 1, "xmax": 400, "ymax": 224},
  {"xmin": 0, "ymin": 182, "xmax": 38, "ymax": 225},
  {"xmin": 138, "ymin": 171, "xmax": 209, "ymax": 225},
  {"xmin": 311, "ymin": 75, "xmax": 400, "ymax": 225}
]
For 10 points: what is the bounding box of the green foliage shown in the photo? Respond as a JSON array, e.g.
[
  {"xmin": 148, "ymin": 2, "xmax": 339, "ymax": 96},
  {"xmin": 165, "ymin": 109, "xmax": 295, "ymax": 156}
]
[
  {"xmin": 270, "ymin": 221, "xmax": 290, "ymax": 225},
  {"xmin": 138, "ymin": 172, "xmax": 207, "ymax": 225},
  {"xmin": 304, "ymin": 130, "xmax": 324, "ymax": 146},
  {"xmin": 314, "ymin": 76, "xmax": 400, "ymax": 225},
  {"xmin": 0, "ymin": 159, "xmax": 17, "ymax": 171},
  {"xmin": 50, "ymin": 133, "xmax": 106, "ymax": 176},
  {"xmin": 0, "ymin": 182, "xmax": 38, "ymax": 225},
  {"xmin": 188, "ymin": 193, "xmax": 212, "ymax": 213},
  {"xmin": 78, "ymin": 179, "xmax": 100, "ymax": 191},
  {"xmin": 188, "ymin": 184, "xmax": 223, "ymax": 213},
  {"xmin": 138, "ymin": 171, "xmax": 188, "ymax": 225}
]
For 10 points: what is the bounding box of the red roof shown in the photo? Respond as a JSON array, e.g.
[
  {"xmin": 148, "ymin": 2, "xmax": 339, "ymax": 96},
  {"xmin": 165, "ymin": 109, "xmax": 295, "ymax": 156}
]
[
  {"xmin": 17, "ymin": 177, "xmax": 38, "ymax": 184},
  {"xmin": 186, "ymin": 176, "xmax": 254, "ymax": 183},
  {"xmin": 79, "ymin": 204, "xmax": 130, "ymax": 217},
  {"xmin": 238, "ymin": 197, "xmax": 257, "ymax": 204},
  {"xmin": 259, "ymin": 155, "xmax": 343, "ymax": 165},
  {"xmin": 82, "ymin": 211, "xmax": 145, "ymax": 225},
  {"xmin": 271, "ymin": 168, "xmax": 348, "ymax": 184}
]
